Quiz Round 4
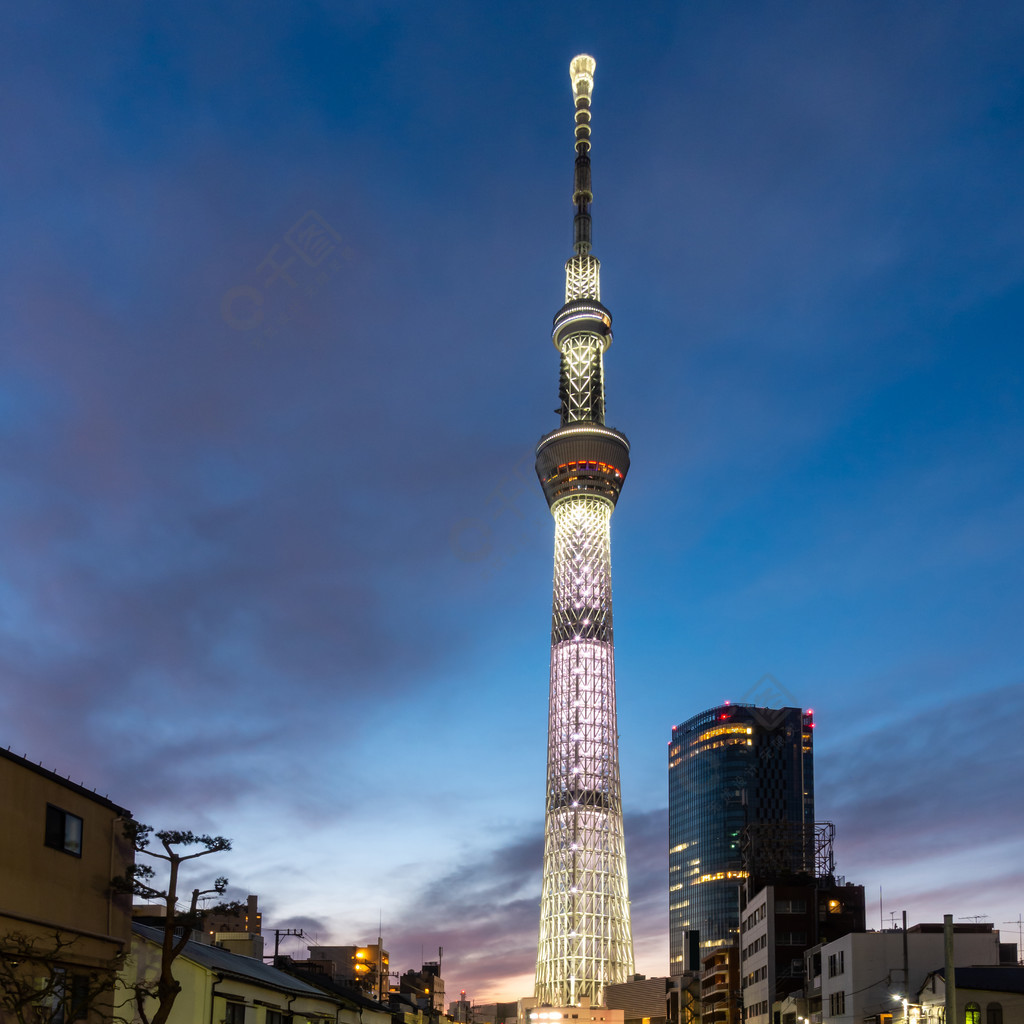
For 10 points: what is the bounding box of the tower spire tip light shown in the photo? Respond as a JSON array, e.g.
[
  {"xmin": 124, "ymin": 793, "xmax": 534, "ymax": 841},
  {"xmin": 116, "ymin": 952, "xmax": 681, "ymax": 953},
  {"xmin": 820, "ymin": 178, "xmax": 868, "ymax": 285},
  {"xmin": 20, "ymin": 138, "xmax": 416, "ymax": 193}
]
[{"xmin": 570, "ymin": 55, "xmax": 596, "ymax": 103}]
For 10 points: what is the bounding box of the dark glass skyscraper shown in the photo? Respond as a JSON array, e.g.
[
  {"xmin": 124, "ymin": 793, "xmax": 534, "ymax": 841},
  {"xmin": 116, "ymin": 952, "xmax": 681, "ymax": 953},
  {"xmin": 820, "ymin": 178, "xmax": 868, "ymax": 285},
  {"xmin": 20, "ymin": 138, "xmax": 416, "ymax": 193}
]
[{"xmin": 668, "ymin": 705, "xmax": 814, "ymax": 973}]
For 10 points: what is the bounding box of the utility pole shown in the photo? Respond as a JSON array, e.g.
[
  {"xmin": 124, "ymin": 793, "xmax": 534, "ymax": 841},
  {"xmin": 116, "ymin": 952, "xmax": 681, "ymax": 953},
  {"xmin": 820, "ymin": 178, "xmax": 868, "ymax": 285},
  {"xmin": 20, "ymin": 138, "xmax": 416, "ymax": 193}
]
[
  {"xmin": 1003, "ymin": 916, "xmax": 1023, "ymax": 963},
  {"xmin": 902, "ymin": 911, "xmax": 909, "ymax": 1004},
  {"xmin": 264, "ymin": 928, "xmax": 304, "ymax": 960},
  {"xmin": 944, "ymin": 914, "xmax": 956, "ymax": 1024}
]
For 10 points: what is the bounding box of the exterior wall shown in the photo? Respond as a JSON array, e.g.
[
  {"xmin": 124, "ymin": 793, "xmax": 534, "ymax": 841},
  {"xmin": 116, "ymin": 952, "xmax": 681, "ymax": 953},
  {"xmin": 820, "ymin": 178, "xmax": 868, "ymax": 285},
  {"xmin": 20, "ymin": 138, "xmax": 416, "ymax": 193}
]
[
  {"xmin": 919, "ymin": 979, "xmax": 1024, "ymax": 1023},
  {"xmin": 307, "ymin": 942, "xmax": 389, "ymax": 995},
  {"xmin": 740, "ymin": 880, "xmax": 862, "ymax": 1023},
  {"xmin": 669, "ymin": 706, "xmax": 813, "ymax": 974},
  {"xmin": 465, "ymin": 1002, "xmax": 519, "ymax": 1024},
  {"xmin": 129, "ymin": 932, "xmax": 380, "ymax": 1024},
  {"xmin": 202, "ymin": 894, "xmax": 262, "ymax": 939},
  {"xmin": 741, "ymin": 889, "xmax": 773, "ymax": 1024},
  {"xmin": 700, "ymin": 948, "xmax": 739, "ymax": 1024},
  {"xmin": 527, "ymin": 999, "xmax": 625, "ymax": 1024},
  {"xmin": 605, "ymin": 975, "xmax": 671, "ymax": 1023},
  {"xmin": 399, "ymin": 963, "xmax": 445, "ymax": 1012},
  {"xmin": 0, "ymin": 748, "xmax": 133, "ymax": 1022},
  {"xmin": 818, "ymin": 931, "xmax": 1002, "ymax": 1024}
]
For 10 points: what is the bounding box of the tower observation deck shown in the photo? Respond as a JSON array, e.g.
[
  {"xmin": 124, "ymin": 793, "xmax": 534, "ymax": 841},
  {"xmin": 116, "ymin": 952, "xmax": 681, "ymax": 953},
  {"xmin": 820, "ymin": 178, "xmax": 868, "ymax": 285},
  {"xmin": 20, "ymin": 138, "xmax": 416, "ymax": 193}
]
[{"xmin": 534, "ymin": 55, "xmax": 635, "ymax": 1008}]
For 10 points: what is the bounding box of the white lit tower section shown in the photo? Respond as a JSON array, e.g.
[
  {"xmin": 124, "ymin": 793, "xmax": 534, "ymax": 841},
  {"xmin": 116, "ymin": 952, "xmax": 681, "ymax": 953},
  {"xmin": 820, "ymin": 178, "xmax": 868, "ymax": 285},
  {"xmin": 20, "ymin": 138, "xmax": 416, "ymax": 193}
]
[{"xmin": 534, "ymin": 55, "xmax": 634, "ymax": 1008}]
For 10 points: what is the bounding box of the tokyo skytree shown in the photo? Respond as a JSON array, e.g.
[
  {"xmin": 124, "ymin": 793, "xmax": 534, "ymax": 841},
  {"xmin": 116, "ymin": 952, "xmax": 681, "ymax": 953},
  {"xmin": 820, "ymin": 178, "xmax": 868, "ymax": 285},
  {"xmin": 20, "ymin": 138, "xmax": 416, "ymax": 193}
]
[{"xmin": 533, "ymin": 55, "xmax": 634, "ymax": 1007}]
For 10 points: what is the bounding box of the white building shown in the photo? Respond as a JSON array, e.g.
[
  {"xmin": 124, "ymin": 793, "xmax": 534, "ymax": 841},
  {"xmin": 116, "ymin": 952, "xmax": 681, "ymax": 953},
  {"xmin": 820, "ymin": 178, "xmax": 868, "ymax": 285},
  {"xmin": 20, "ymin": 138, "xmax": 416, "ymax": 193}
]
[
  {"xmin": 805, "ymin": 925, "xmax": 1005, "ymax": 1024},
  {"xmin": 524, "ymin": 997, "xmax": 626, "ymax": 1024}
]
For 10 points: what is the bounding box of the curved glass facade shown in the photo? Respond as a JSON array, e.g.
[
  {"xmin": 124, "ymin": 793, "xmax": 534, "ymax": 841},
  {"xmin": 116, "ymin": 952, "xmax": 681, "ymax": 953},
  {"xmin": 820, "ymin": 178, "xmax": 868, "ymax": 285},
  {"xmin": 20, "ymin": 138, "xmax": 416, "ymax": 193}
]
[{"xmin": 668, "ymin": 704, "xmax": 814, "ymax": 972}]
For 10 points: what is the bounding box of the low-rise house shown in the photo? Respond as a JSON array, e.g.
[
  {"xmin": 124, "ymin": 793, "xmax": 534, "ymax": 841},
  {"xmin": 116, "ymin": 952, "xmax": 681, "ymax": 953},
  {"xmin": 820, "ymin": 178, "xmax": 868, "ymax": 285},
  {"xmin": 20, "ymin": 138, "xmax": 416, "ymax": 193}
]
[
  {"xmin": 128, "ymin": 923, "xmax": 390, "ymax": 1024},
  {"xmin": 917, "ymin": 965, "xmax": 1024, "ymax": 1023}
]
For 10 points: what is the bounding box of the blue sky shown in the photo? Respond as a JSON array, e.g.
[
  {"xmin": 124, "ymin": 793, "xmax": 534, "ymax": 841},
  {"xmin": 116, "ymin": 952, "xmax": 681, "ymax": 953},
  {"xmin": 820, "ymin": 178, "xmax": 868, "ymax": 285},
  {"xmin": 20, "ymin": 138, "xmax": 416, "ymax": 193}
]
[{"xmin": 2, "ymin": 0, "xmax": 1022, "ymax": 1001}]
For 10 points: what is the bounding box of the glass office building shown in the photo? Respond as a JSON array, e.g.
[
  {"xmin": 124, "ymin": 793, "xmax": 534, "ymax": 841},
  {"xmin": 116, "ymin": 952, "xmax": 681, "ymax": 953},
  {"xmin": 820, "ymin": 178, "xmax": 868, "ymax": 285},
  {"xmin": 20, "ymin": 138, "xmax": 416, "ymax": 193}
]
[{"xmin": 668, "ymin": 705, "xmax": 814, "ymax": 973}]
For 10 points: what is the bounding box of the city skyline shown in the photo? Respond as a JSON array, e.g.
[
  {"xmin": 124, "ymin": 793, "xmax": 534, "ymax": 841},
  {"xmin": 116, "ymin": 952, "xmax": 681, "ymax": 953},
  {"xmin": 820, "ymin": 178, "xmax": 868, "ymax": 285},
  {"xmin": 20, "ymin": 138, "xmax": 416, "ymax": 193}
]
[{"xmin": 2, "ymin": 1, "xmax": 1023, "ymax": 1003}]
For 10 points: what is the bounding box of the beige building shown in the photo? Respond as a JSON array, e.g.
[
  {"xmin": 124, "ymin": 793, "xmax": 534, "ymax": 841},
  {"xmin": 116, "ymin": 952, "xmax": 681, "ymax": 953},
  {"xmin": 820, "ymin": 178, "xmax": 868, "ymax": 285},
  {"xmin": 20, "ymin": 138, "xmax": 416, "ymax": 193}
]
[
  {"xmin": 701, "ymin": 948, "xmax": 739, "ymax": 1024},
  {"xmin": 300, "ymin": 943, "xmax": 390, "ymax": 997},
  {"xmin": 917, "ymin": 966, "xmax": 1024, "ymax": 1023},
  {"xmin": 523, "ymin": 997, "xmax": 626, "ymax": 1024},
  {"xmin": 128, "ymin": 923, "xmax": 393, "ymax": 1024},
  {"xmin": 0, "ymin": 747, "xmax": 134, "ymax": 1022}
]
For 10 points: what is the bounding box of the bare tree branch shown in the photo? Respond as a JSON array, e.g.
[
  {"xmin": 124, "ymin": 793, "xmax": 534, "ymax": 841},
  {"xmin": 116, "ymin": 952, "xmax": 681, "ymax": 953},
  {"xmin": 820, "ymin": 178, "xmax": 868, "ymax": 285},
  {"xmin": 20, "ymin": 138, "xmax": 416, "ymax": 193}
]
[
  {"xmin": 0, "ymin": 931, "xmax": 124, "ymax": 1024},
  {"xmin": 111, "ymin": 821, "xmax": 232, "ymax": 1024}
]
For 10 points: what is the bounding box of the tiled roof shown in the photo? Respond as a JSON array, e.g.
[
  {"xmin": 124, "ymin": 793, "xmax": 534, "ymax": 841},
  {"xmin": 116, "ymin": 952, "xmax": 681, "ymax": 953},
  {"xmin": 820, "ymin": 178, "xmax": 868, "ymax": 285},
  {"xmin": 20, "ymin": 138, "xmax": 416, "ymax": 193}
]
[
  {"xmin": 931, "ymin": 966, "xmax": 1024, "ymax": 994},
  {"xmin": 133, "ymin": 924, "xmax": 336, "ymax": 999}
]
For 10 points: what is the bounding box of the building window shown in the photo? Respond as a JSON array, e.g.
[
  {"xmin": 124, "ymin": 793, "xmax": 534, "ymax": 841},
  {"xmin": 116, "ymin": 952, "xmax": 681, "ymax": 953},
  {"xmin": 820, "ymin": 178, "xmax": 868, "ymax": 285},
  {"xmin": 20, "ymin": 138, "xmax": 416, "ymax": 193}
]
[
  {"xmin": 827, "ymin": 951, "xmax": 845, "ymax": 977},
  {"xmin": 829, "ymin": 991, "xmax": 845, "ymax": 1015},
  {"xmin": 266, "ymin": 1013, "xmax": 291, "ymax": 1024},
  {"xmin": 223, "ymin": 1001, "xmax": 245, "ymax": 1024},
  {"xmin": 45, "ymin": 805, "xmax": 83, "ymax": 856},
  {"xmin": 965, "ymin": 1004, "xmax": 980, "ymax": 1024},
  {"xmin": 68, "ymin": 974, "xmax": 90, "ymax": 1021},
  {"xmin": 776, "ymin": 899, "xmax": 807, "ymax": 914},
  {"xmin": 985, "ymin": 1003, "xmax": 1002, "ymax": 1024}
]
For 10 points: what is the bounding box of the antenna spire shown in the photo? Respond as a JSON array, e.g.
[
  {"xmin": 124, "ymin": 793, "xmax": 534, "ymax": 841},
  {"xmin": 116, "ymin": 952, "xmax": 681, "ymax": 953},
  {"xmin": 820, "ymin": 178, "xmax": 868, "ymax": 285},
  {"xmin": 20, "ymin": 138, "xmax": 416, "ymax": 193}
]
[{"xmin": 570, "ymin": 55, "xmax": 596, "ymax": 255}]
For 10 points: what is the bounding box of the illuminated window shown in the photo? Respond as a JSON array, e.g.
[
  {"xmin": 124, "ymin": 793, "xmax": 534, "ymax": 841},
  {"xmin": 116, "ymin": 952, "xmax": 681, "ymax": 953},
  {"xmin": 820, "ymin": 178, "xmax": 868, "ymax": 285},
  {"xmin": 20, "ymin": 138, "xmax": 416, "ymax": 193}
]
[{"xmin": 965, "ymin": 1004, "xmax": 981, "ymax": 1024}]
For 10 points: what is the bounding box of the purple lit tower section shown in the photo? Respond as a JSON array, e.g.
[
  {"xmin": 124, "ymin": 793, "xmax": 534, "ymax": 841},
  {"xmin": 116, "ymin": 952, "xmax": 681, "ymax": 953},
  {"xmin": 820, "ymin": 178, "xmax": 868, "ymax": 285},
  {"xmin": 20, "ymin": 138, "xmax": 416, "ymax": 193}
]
[{"xmin": 533, "ymin": 55, "xmax": 634, "ymax": 1007}]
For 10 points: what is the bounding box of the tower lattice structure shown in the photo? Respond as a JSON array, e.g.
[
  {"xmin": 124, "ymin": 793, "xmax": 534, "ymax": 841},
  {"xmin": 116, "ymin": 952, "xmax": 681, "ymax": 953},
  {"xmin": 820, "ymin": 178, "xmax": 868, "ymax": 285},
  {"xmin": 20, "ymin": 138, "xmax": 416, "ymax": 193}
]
[{"xmin": 534, "ymin": 55, "xmax": 634, "ymax": 1008}]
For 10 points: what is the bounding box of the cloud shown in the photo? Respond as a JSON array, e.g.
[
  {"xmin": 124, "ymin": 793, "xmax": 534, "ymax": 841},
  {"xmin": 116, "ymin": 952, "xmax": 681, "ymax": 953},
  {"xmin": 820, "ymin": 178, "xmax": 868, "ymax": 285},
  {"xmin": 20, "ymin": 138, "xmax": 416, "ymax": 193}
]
[
  {"xmin": 821, "ymin": 680, "xmax": 1024, "ymax": 866},
  {"xmin": 380, "ymin": 807, "xmax": 669, "ymax": 1001}
]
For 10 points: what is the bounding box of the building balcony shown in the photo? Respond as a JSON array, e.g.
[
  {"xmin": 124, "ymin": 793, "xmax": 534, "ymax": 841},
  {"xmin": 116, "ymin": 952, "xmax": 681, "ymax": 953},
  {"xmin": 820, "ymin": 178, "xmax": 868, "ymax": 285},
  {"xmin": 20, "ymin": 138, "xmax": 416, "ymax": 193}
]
[
  {"xmin": 701, "ymin": 983, "xmax": 731, "ymax": 1000},
  {"xmin": 701, "ymin": 1010, "xmax": 731, "ymax": 1024}
]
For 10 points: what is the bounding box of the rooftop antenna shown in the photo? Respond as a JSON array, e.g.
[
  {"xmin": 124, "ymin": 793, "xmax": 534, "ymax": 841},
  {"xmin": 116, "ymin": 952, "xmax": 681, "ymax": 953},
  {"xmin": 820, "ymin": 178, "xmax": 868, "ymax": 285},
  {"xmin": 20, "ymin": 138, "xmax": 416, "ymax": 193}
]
[{"xmin": 958, "ymin": 914, "xmax": 990, "ymax": 923}]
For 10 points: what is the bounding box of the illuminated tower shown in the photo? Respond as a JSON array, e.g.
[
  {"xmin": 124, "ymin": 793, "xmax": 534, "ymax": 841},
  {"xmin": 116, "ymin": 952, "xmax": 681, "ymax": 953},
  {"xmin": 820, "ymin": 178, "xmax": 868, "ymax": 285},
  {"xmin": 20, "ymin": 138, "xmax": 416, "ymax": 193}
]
[{"xmin": 534, "ymin": 55, "xmax": 634, "ymax": 1007}]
